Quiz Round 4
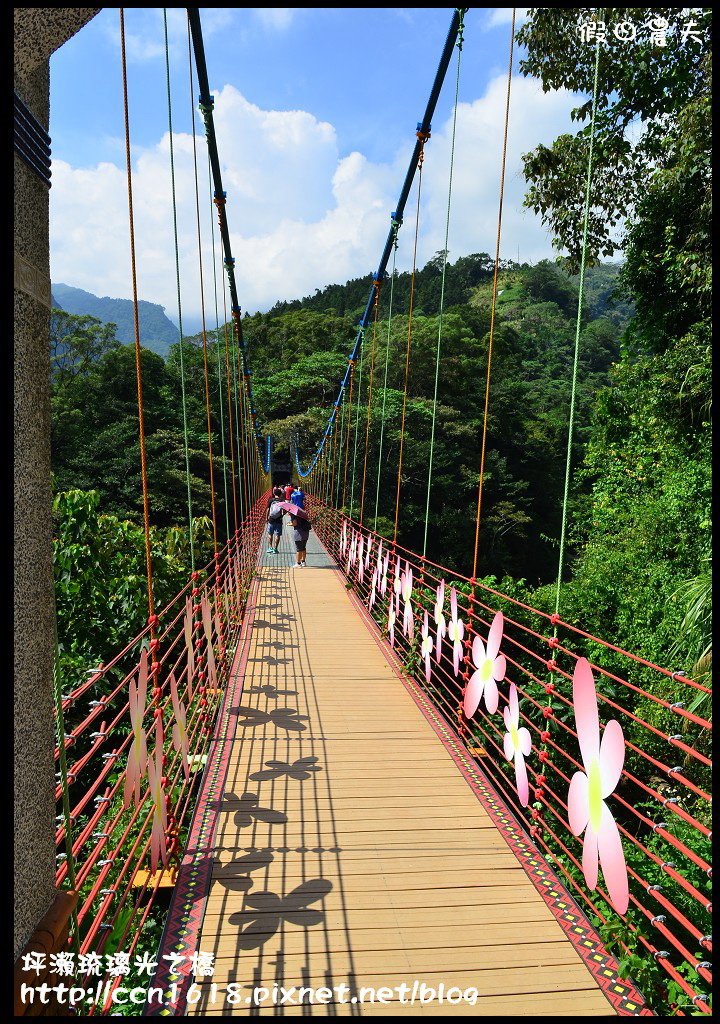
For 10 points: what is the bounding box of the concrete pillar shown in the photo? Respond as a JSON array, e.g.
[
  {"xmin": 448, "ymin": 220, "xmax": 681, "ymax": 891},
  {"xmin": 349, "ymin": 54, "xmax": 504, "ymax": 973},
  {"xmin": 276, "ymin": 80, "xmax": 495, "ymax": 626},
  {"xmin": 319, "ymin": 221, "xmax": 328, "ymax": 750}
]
[{"xmin": 14, "ymin": 5, "xmax": 101, "ymax": 962}]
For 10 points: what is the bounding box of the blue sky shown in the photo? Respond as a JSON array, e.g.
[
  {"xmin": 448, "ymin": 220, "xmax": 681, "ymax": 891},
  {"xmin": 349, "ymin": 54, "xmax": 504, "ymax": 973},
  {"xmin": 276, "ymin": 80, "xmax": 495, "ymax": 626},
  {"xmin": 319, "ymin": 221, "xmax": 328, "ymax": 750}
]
[{"xmin": 49, "ymin": 8, "xmax": 585, "ymax": 333}]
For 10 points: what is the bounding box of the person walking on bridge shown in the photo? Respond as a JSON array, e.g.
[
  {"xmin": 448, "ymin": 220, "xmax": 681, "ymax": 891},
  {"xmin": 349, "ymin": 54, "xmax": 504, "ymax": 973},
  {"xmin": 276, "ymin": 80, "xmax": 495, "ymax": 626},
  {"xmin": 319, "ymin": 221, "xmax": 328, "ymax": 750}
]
[
  {"xmin": 284, "ymin": 481, "xmax": 294, "ymax": 501},
  {"xmin": 266, "ymin": 485, "xmax": 285, "ymax": 554},
  {"xmin": 290, "ymin": 484, "xmax": 305, "ymax": 510}
]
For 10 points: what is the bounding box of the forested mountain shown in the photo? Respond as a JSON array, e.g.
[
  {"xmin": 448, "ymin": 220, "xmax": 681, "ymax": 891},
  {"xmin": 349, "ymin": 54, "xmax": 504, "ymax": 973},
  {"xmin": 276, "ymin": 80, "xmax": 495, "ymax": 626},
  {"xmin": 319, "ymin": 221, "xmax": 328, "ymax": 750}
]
[{"xmin": 52, "ymin": 283, "xmax": 179, "ymax": 356}]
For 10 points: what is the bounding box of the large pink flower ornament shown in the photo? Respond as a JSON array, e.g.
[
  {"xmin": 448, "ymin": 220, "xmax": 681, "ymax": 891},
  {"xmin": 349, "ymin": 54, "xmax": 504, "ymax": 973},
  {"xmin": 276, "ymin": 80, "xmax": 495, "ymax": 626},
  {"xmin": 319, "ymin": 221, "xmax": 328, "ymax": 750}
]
[
  {"xmin": 503, "ymin": 683, "xmax": 531, "ymax": 806},
  {"xmin": 387, "ymin": 599, "xmax": 396, "ymax": 647},
  {"xmin": 401, "ymin": 563, "xmax": 414, "ymax": 638},
  {"xmin": 434, "ymin": 580, "xmax": 447, "ymax": 663},
  {"xmin": 463, "ymin": 611, "xmax": 506, "ymax": 717},
  {"xmin": 447, "ymin": 587, "xmax": 465, "ymax": 676},
  {"xmin": 340, "ymin": 520, "xmax": 348, "ymax": 557},
  {"xmin": 420, "ymin": 611, "xmax": 433, "ymax": 683},
  {"xmin": 170, "ymin": 673, "xmax": 190, "ymax": 781},
  {"xmin": 124, "ymin": 649, "xmax": 149, "ymax": 809},
  {"xmin": 393, "ymin": 557, "xmax": 402, "ymax": 616},
  {"xmin": 567, "ymin": 658, "xmax": 629, "ymax": 915},
  {"xmin": 147, "ymin": 718, "xmax": 168, "ymax": 874}
]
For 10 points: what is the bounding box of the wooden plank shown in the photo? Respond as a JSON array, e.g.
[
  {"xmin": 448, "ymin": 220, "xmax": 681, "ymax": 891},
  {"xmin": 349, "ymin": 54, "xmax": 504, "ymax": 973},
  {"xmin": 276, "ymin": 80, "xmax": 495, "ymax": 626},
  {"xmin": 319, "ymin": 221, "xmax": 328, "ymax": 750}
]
[{"xmin": 182, "ymin": 562, "xmax": 615, "ymax": 1017}]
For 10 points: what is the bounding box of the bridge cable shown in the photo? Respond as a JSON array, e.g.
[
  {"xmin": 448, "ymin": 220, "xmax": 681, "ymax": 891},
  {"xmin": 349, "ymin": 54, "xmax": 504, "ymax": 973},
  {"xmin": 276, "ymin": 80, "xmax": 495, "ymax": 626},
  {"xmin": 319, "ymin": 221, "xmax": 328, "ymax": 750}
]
[
  {"xmin": 187, "ymin": 21, "xmax": 219, "ymax": 555},
  {"xmin": 349, "ymin": 329, "xmax": 365, "ymax": 516},
  {"xmin": 359, "ymin": 281, "xmax": 382, "ymax": 525},
  {"xmin": 120, "ymin": 8, "xmax": 156, "ymax": 639},
  {"xmin": 393, "ymin": 131, "xmax": 429, "ymax": 544},
  {"xmin": 206, "ymin": 150, "xmax": 232, "ymax": 542},
  {"xmin": 553, "ymin": 30, "xmax": 602, "ymax": 620},
  {"xmin": 373, "ymin": 222, "xmax": 400, "ymax": 531},
  {"xmin": 471, "ymin": 8, "xmax": 515, "ymax": 580},
  {"xmin": 163, "ymin": 8, "xmax": 196, "ymax": 571},
  {"xmin": 423, "ymin": 13, "xmax": 464, "ymax": 557},
  {"xmin": 293, "ymin": 8, "xmax": 468, "ymax": 479}
]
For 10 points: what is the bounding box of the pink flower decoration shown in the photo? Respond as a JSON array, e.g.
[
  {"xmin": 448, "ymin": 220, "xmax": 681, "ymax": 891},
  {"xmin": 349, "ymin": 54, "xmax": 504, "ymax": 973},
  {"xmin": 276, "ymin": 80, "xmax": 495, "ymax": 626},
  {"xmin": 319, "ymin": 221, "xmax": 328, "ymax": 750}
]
[
  {"xmin": 567, "ymin": 658, "xmax": 629, "ymax": 915},
  {"xmin": 420, "ymin": 611, "xmax": 433, "ymax": 683},
  {"xmin": 447, "ymin": 587, "xmax": 465, "ymax": 676},
  {"xmin": 340, "ymin": 520, "xmax": 348, "ymax": 556},
  {"xmin": 401, "ymin": 563, "xmax": 414, "ymax": 638},
  {"xmin": 358, "ymin": 536, "xmax": 365, "ymax": 583},
  {"xmin": 170, "ymin": 673, "xmax": 190, "ymax": 781},
  {"xmin": 464, "ymin": 611, "xmax": 506, "ymax": 717},
  {"xmin": 365, "ymin": 537, "xmax": 373, "ymax": 570},
  {"xmin": 434, "ymin": 580, "xmax": 447, "ymax": 663},
  {"xmin": 184, "ymin": 597, "xmax": 195, "ymax": 700},
  {"xmin": 379, "ymin": 546, "xmax": 389, "ymax": 597},
  {"xmin": 368, "ymin": 563, "xmax": 378, "ymax": 609},
  {"xmin": 146, "ymin": 718, "xmax": 168, "ymax": 874},
  {"xmin": 387, "ymin": 599, "xmax": 396, "ymax": 647},
  {"xmin": 124, "ymin": 649, "xmax": 149, "ymax": 809},
  {"xmin": 503, "ymin": 683, "xmax": 531, "ymax": 806},
  {"xmin": 202, "ymin": 592, "xmax": 217, "ymax": 690}
]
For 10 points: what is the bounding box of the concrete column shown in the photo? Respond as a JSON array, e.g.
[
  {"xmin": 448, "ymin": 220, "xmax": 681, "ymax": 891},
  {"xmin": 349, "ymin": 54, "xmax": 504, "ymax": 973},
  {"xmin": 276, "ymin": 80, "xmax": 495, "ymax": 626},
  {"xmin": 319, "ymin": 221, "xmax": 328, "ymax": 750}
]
[{"xmin": 13, "ymin": 5, "xmax": 101, "ymax": 962}]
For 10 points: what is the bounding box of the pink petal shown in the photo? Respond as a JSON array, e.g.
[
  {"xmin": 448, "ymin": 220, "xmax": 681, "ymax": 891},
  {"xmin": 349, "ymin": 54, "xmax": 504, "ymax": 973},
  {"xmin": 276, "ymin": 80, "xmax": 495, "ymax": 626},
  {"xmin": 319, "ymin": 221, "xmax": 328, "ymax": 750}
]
[
  {"xmin": 472, "ymin": 634, "xmax": 486, "ymax": 670},
  {"xmin": 435, "ymin": 627, "xmax": 443, "ymax": 664},
  {"xmin": 450, "ymin": 587, "xmax": 458, "ymax": 621},
  {"xmin": 487, "ymin": 612, "xmax": 504, "ymax": 661},
  {"xmin": 514, "ymin": 750, "xmax": 529, "ymax": 807},
  {"xmin": 582, "ymin": 824, "xmax": 599, "ymax": 891},
  {"xmin": 503, "ymin": 705, "xmax": 512, "ymax": 731},
  {"xmin": 573, "ymin": 658, "xmax": 600, "ymax": 768},
  {"xmin": 484, "ymin": 676, "xmax": 499, "ymax": 714},
  {"xmin": 424, "ymin": 654, "xmax": 431, "ymax": 685},
  {"xmin": 508, "ymin": 682, "xmax": 519, "ymax": 727},
  {"xmin": 598, "ymin": 803, "xmax": 629, "ymax": 915},
  {"xmin": 599, "ymin": 719, "xmax": 625, "ymax": 797},
  {"xmin": 568, "ymin": 771, "xmax": 589, "ymax": 836},
  {"xmin": 504, "ymin": 733, "xmax": 514, "ymax": 761},
  {"xmin": 518, "ymin": 726, "xmax": 532, "ymax": 757},
  {"xmin": 463, "ymin": 674, "xmax": 484, "ymax": 718},
  {"xmin": 493, "ymin": 653, "xmax": 507, "ymax": 683}
]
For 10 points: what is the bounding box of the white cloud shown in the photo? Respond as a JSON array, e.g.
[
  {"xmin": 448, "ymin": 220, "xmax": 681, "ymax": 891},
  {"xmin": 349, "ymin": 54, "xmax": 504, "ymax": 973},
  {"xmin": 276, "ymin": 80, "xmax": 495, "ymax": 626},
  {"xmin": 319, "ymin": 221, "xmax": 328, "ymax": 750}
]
[
  {"xmin": 252, "ymin": 8, "xmax": 296, "ymax": 31},
  {"xmin": 485, "ymin": 8, "xmax": 529, "ymax": 29},
  {"xmin": 49, "ymin": 75, "xmax": 581, "ymax": 331}
]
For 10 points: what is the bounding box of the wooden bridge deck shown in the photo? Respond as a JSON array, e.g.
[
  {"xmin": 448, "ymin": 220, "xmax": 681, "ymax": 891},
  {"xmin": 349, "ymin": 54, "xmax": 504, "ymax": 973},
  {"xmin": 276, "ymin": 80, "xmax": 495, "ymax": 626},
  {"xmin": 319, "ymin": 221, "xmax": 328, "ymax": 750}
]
[{"xmin": 182, "ymin": 528, "xmax": 621, "ymax": 1016}]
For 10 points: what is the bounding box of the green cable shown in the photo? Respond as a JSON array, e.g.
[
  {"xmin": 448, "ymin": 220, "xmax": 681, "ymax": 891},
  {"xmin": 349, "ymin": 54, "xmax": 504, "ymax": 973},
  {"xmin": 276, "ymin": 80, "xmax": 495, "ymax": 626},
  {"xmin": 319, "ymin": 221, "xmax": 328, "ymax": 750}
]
[
  {"xmin": 553, "ymin": 31, "xmax": 602, "ymax": 619},
  {"xmin": 163, "ymin": 9, "xmax": 195, "ymax": 571},
  {"xmin": 349, "ymin": 328, "xmax": 365, "ymax": 518},
  {"xmin": 423, "ymin": 14, "xmax": 463, "ymax": 557},
  {"xmin": 206, "ymin": 153, "xmax": 231, "ymax": 542},
  {"xmin": 373, "ymin": 224, "xmax": 400, "ymax": 531}
]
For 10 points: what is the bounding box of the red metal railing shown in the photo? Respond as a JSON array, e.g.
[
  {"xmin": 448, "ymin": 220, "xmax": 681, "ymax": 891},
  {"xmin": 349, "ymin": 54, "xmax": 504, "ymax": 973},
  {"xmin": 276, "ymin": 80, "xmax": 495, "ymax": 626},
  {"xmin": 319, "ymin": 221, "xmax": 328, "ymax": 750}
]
[
  {"xmin": 51, "ymin": 496, "xmax": 268, "ymax": 1013},
  {"xmin": 309, "ymin": 496, "xmax": 712, "ymax": 1016}
]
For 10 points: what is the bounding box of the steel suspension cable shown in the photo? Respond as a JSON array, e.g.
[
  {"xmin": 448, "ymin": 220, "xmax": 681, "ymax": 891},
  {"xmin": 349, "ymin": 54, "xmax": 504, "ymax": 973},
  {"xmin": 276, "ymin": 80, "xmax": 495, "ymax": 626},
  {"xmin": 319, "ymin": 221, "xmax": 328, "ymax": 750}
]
[
  {"xmin": 120, "ymin": 8, "xmax": 156, "ymax": 635},
  {"xmin": 373, "ymin": 224, "xmax": 400, "ymax": 531},
  {"xmin": 186, "ymin": 20, "xmax": 218, "ymax": 554},
  {"xmin": 163, "ymin": 7, "xmax": 195, "ymax": 571},
  {"xmin": 471, "ymin": 9, "xmax": 515, "ymax": 580},
  {"xmin": 393, "ymin": 135, "xmax": 428, "ymax": 544},
  {"xmin": 349, "ymin": 330, "xmax": 365, "ymax": 517},
  {"xmin": 359, "ymin": 281, "xmax": 382, "ymax": 524},
  {"xmin": 206, "ymin": 151, "xmax": 231, "ymax": 542},
  {"xmin": 423, "ymin": 14, "xmax": 464, "ymax": 557}
]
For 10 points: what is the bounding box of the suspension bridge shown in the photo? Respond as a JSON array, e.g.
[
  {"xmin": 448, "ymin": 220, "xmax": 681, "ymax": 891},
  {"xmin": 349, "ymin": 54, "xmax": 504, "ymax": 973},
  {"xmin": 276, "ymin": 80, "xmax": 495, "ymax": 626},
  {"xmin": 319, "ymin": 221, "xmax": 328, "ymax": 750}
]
[{"xmin": 14, "ymin": 7, "xmax": 711, "ymax": 1018}]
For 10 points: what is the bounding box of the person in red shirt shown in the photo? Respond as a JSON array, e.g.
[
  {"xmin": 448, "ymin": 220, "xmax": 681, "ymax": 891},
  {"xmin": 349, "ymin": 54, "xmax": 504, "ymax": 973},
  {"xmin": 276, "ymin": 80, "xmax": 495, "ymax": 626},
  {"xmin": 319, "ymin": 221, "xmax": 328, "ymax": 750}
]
[{"xmin": 284, "ymin": 482, "xmax": 294, "ymax": 501}]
